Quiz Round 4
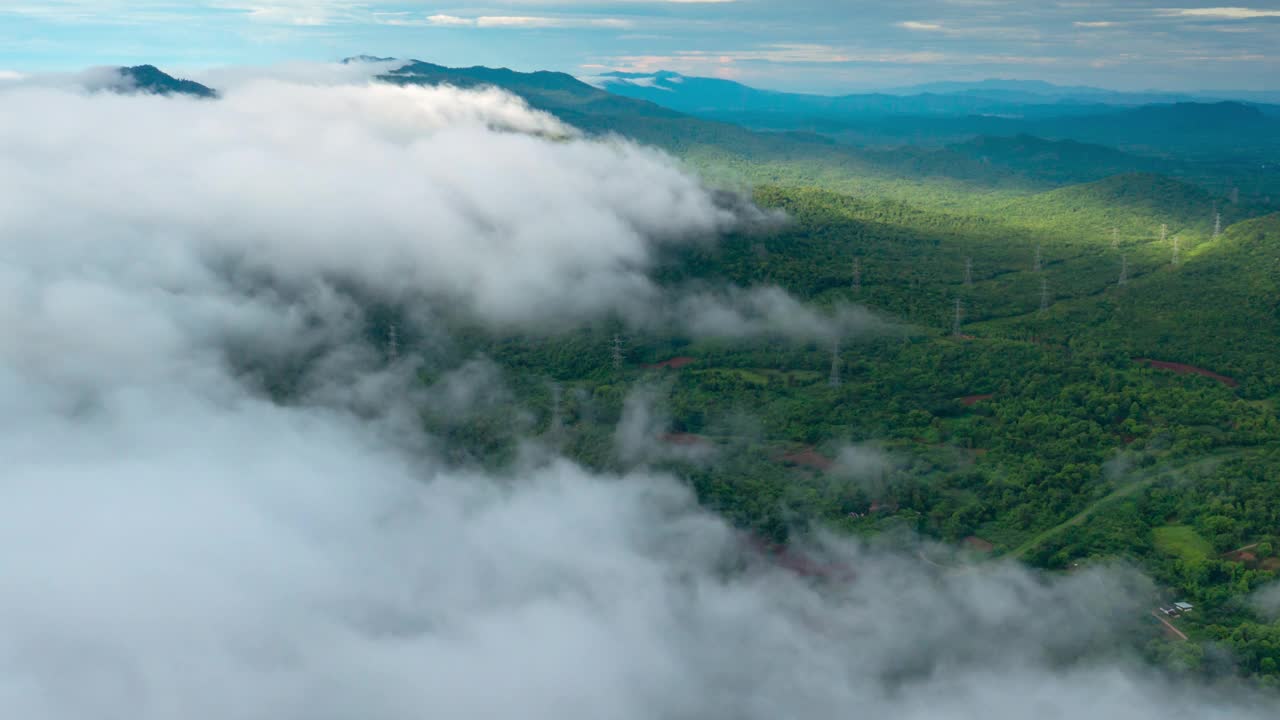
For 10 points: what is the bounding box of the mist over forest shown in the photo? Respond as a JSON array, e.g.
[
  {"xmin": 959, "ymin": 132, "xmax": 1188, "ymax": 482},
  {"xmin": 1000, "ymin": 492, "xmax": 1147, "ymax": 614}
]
[{"xmin": 3, "ymin": 38, "xmax": 1280, "ymax": 720}]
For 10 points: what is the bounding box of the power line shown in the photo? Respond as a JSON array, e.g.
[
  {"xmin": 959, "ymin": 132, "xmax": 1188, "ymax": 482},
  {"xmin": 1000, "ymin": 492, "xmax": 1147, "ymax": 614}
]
[
  {"xmin": 964, "ymin": 256, "xmax": 973, "ymax": 286},
  {"xmin": 953, "ymin": 297, "xmax": 964, "ymax": 337},
  {"xmin": 387, "ymin": 323, "xmax": 399, "ymax": 361}
]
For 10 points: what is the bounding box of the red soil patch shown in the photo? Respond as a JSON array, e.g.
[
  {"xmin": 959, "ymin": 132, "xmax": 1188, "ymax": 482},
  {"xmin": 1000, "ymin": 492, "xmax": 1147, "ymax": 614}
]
[
  {"xmin": 1224, "ymin": 543, "xmax": 1262, "ymax": 565},
  {"xmin": 744, "ymin": 535, "xmax": 856, "ymax": 582},
  {"xmin": 779, "ymin": 447, "xmax": 834, "ymax": 472},
  {"xmin": 958, "ymin": 394, "xmax": 994, "ymax": 407},
  {"xmin": 643, "ymin": 356, "xmax": 696, "ymax": 370},
  {"xmin": 660, "ymin": 432, "xmax": 709, "ymax": 447},
  {"xmin": 963, "ymin": 536, "xmax": 995, "ymax": 553},
  {"xmin": 1134, "ymin": 358, "xmax": 1239, "ymax": 388}
]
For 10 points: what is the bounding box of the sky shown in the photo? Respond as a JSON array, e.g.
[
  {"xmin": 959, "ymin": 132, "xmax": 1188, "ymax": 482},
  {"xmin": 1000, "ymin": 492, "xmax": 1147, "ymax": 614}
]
[{"xmin": 1, "ymin": 2, "xmax": 1279, "ymax": 95}]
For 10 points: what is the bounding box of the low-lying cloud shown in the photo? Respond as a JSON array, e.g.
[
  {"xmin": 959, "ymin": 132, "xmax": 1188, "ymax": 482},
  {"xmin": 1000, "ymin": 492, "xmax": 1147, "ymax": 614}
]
[
  {"xmin": 0, "ymin": 75, "xmax": 750, "ymax": 333},
  {"xmin": 614, "ymin": 384, "xmax": 717, "ymax": 466},
  {"xmin": 670, "ymin": 286, "xmax": 890, "ymax": 340}
]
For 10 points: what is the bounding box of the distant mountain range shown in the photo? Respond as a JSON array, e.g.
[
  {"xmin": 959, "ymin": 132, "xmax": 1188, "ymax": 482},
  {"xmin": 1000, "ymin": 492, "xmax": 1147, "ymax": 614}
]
[
  {"xmin": 597, "ymin": 72, "xmax": 1280, "ymax": 115},
  {"xmin": 591, "ymin": 70, "xmax": 1280, "ymax": 161},
  {"xmin": 879, "ymin": 78, "xmax": 1280, "ymax": 105},
  {"xmin": 117, "ymin": 58, "xmax": 1275, "ymax": 200},
  {"xmin": 593, "ymin": 71, "xmax": 1115, "ymax": 120}
]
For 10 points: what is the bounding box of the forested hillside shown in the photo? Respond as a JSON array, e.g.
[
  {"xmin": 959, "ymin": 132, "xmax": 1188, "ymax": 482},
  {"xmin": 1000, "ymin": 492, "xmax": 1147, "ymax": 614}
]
[{"xmin": 366, "ymin": 58, "xmax": 1280, "ymax": 685}]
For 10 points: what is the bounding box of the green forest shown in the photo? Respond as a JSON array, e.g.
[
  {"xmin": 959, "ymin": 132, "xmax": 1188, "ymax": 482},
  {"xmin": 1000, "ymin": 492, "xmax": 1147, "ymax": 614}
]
[{"xmin": 379, "ymin": 62, "xmax": 1280, "ymax": 686}]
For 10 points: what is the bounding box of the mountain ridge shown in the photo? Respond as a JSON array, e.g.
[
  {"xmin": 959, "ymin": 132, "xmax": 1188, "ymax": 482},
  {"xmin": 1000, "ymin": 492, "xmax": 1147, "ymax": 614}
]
[{"xmin": 117, "ymin": 65, "xmax": 217, "ymax": 98}]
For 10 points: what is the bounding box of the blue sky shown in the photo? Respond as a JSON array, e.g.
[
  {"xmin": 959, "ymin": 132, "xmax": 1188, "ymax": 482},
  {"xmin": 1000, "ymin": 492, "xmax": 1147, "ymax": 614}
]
[{"xmin": 2, "ymin": 1, "xmax": 1278, "ymax": 92}]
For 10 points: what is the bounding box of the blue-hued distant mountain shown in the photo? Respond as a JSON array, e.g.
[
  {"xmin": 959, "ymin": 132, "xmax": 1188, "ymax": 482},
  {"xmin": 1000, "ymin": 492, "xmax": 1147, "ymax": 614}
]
[
  {"xmin": 881, "ymin": 78, "xmax": 1280, "ymax": 105},
  {"xmin": 599, "ymin": 72, "xmax": 1280, "ymax": 116},
  {"xmin": 884, "ymin": 78, "xmax": 1112, "ymax": 96},
  {"xmin": 877, "ymin": 78, "xmax": 1199, "ymax": 106},
  {"xmin": 593, "ymin": 71, "xmax": 1117, "ymax": 120},
  {"xmin": 117, "ymin": 65, "xmax": 217, "ymax": 98},
  {"xmin": 593, "ymin": 70, "xmax": 1280, "ymax": 161}
]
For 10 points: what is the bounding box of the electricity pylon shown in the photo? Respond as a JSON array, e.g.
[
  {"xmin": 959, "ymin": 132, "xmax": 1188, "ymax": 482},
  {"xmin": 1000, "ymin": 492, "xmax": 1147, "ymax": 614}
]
[{"xmin": 828, "ymin": 338, "xmax": 841, "ymax": 387}]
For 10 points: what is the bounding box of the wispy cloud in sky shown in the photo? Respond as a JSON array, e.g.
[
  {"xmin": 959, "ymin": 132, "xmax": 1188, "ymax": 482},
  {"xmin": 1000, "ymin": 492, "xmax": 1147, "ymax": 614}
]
[
  {"xmin": 1, "ymin": 0, "xmax": 1277, "ymax": 91},
  {"xmin": 899, "ymin": 21, "xmax": 945, "ymax": 32},
  {"xmin": 390, "ymin": 14, "xmax": 634, "ymax": 29},
  {"xmin": 1168, "ymin": 7, "xmax": 1280, "ymax": 19}
]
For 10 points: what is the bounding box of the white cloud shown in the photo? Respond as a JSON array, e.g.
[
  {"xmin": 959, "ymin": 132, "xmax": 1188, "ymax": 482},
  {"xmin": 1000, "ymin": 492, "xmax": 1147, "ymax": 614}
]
[
  {"xmin": 614, "ymin": 385, "xmax": 717, "ymax": 466},
  {"xmin": 899, "ymin": 20, "xmax": 946, "ymax": 31},
  {"xmin": 189, "ymin": 58, "xmax": 408, "ymax": 88},
  {"xmin": 1074, "ymin": 21, "xmax": 1116, "ymax": 28},
  {"xmin": 1168, "ymin": 7, "xmax": 1280, "ymax": 19},
  {"xmin": 669, "ymin": 286, "xmax": 887, "ymax": 340},
  {"xmin": 425, "ymin": 13, "xmax": 472, "ymax": 26},
  {"xmin": 0, "ymin": 65, "xmax": 135, "ymax": 92},
  {"xmin": 0, "ymin": 79, "xmax": 745, "ymax": 329},
  {"xmin": 1253, "ymin": 581, "xmax": 1280, "ymax": 619},
  {"xmin": 417, "ymin": 13, "xmax": 634, "ymax": 29}
]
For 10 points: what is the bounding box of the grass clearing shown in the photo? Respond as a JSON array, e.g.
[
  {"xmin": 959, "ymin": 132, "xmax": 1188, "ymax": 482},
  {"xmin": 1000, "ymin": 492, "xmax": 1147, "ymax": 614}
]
[{"xmin": 1153, "ymin": 525, "xmax": 1215, "ymax": 563}]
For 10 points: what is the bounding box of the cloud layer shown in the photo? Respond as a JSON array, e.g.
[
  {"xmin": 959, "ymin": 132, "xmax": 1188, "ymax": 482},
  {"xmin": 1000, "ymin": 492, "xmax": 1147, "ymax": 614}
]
[{"xmin": 0, "ymin": 76, "xmax": 746, "ymax": 333}]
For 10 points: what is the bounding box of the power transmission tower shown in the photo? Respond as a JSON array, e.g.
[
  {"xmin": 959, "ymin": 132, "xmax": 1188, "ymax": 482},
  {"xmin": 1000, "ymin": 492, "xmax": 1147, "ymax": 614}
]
[
  {"xmin": 1230, "ymin": 187, "xmax": 1240, "ymax": 205},
  {"xmin": 1039, "ymin": 277, "xmax": 1050, "ymax": 314},
  {"xmin": 1118, "ymin": 255, "xmax": 1128, "ymax": 286},
  {"xmin": 1111, "ymin": 227, "xmax": 1119, "ymax": 249},
  {"xmin": 1160, "ymin": 224, "xmax": 1168, "ymax": 244},
  {"xmin": 852, "ymin": 257, "xmax": 862, "ymax": 292},
  {"xmin": 387, "ymin": 323, "xmax": 399, "ymax": 361},
  {"xmin": 611, "ymin": 334, "xmax": 624, "ymax": 371},
  {"xmin": 964, "ymin": 257, "xmax": 973, "ymax": 286},
  {"xmin": 1214, "ymin": 212, "xmax": 1222, "ymax": 239},
  {"xmin": 547, "ymin": 382, "xmax": 564, "ymax": 443},
  {"xmin": 1033, "ymin": 244, "xmax": 1042, "ymax": 272},
  {"xmin": 1172, "ymin": 235, "xmax": 1181, "ymax": 266},
  {"xmin": 828, "ymin": 338, "xmax": 841, "ymax": 387},
  {"xmin": 952, "ymin": 298, "xmax": 964, "ymax": 337}
]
